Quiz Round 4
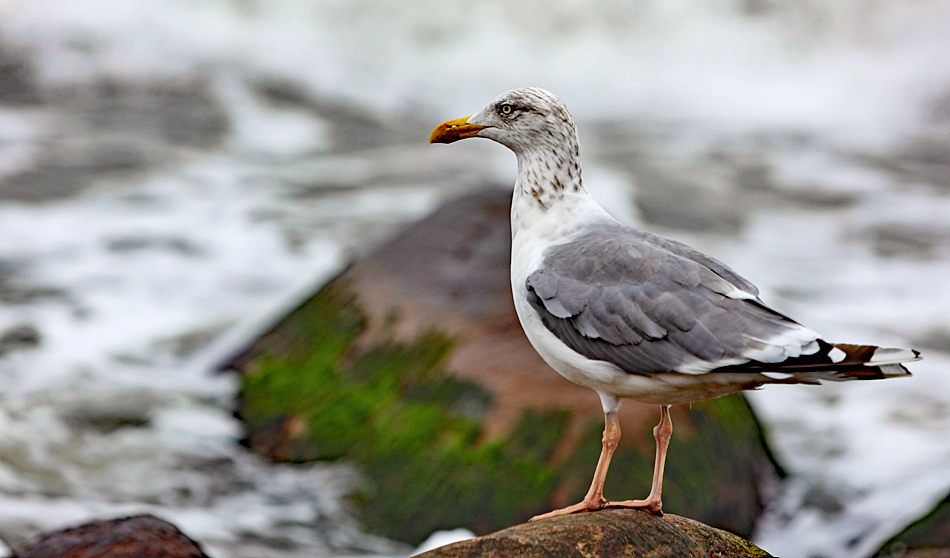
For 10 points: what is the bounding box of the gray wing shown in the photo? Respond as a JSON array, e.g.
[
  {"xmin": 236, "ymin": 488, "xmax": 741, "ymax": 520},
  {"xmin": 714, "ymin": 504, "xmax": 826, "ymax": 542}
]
[{"xmin": 525, "ymin": 224, "xmax": 814, "ymax": 375}]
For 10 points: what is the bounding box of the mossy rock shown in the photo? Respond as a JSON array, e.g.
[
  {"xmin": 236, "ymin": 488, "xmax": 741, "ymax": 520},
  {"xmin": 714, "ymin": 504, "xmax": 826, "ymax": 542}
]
[
  {"xmin": 225, "ymin": 189, "xmax": 784, "ymax": 545},
  {"xmin": 876, "ymin": 491, "xmax": 950, "ymax": 557},
  {"xmin": 237, "ymin": 279, "xmax": 565, "ymax": 542}
]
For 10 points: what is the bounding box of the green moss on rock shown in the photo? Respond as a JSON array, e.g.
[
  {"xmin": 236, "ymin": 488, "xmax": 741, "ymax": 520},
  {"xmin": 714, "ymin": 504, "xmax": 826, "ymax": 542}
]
[{"xmin": 239, "ymin": 279, "xmax": 570, "ymax": 544}]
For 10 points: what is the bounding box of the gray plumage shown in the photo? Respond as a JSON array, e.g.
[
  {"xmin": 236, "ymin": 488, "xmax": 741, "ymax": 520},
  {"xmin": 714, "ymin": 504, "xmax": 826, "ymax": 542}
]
[{"xmin": 526, "ymin": 222, "xmax": 824, "ymax": 376}]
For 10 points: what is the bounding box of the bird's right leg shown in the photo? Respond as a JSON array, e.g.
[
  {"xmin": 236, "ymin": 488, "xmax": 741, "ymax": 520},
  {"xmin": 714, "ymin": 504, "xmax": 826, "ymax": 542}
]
[
  {"xmin": 529, "ymin": 410, "xmax": 621, "ymax": 521},
  {"xmin": 606, "ymin": 404, "xmax": 671, "ymax": 515}
]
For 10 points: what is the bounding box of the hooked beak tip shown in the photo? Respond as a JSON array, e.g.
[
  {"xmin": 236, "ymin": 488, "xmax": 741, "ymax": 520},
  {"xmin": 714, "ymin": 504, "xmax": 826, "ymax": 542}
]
[{"xmin": 429, "ymin": 116, "xmax": 487, "ymax": 144}]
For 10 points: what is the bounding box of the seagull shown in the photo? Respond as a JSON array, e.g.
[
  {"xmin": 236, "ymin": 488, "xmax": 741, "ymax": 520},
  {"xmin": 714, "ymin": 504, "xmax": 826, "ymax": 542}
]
[{"xmin": 429, "ymin": 87, "xmax": 921, "ymax": 522}]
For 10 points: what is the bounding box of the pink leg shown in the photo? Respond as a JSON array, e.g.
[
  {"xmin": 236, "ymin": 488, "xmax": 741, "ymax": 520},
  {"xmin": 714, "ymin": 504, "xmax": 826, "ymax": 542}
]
[
  {"xmin": 606, "ymin": 404, "xmax": 672, "ymax": 515},
  {"xmin": 529, "ymin": 409, "xmax": 621, "ymax": 521}
]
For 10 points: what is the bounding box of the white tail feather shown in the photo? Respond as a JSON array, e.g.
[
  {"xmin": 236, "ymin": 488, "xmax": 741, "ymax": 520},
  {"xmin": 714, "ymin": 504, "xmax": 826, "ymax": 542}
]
[{"xmin": 868, "ymin": 347, "xmax": 922, "ymax": 366}]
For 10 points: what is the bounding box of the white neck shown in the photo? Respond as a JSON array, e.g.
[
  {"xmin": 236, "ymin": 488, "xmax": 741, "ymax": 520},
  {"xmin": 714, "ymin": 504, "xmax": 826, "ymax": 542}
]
[
  {"xmin": 514, "ymin": 142, "xmax": 583, "ymax": 207},
  {"xmin": 510, "ymin": 147, "xmax": 613, "ymax": 247}
]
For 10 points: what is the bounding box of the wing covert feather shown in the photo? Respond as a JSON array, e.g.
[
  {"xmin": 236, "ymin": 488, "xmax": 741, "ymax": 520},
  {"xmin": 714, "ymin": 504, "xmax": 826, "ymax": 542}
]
[{"xmin": 525, "ymin": 224, "xmax": 810, "ymax": 375}]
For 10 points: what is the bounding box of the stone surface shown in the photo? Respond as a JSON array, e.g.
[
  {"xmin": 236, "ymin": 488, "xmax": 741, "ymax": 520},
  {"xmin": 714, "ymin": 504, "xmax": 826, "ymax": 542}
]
[
  {"xmin": 901, "ymin": 551, "xmax": 950, "ymax": 558},
  {"xmin": 415, "ymin": 509, "xmax": 772, "ymax": 558},
  {"xmin": 876, "ymin": 491, "xmax": 950, "ymax": 557},
  {"xmin": 11, "ymin": 514, "xmax": 209, "ymax": 558},
  {"xmin": 0, "ymin": 324, "xmax": 40, "ymax": 356},
  {"xmin": 224, "ymin": 189, "xmax": 785, "ymax": 545},
  {"xmin": 0, "ymin": 79, "xmax": 229, "ymax": 203}
]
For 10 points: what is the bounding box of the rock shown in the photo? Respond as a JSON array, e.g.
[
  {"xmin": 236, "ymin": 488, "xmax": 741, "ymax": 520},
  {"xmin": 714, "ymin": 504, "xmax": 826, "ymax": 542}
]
[
  {"xmin": 222, "ymin": 189, "xmax": 785, "ymax": 545},
  {"xmin": 875, "ymin": 491, "xmax": 950, "ymax": 557},
  {"xmin": 0, "ymin": 324, "xmax": 40, "ymax": 356},
  {"xmin": 0, "ymin": 44, "xmax": 41, "ymax": 105},
  {"xmin": 415, "ymin": 509, "xmax": 772, "ymax": 558},
  {"xmin": 11, "ymin": 514, "xmax": 209, "ymax": 558},
  {"xmin": 862, "ymin": 223, "xmax": 950, "ymax": 261},
  {"xmin": 1, "ymin": 79, "xmax": 229, "ymax": 202},
  {"xmin": 59, "ymin": 391, "xmax": 157, "ymax": 433},
  {"xmin": 898, "ymin": 551, "xmax": 950, "ymax": 558}
]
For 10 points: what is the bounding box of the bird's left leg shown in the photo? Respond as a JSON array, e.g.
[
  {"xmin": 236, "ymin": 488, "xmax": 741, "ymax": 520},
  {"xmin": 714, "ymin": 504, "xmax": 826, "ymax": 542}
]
[
  {"xmin": 606, "ymin": 404, "xmax": 672, "ymax": 515},
  {"xmin": 528, "ymin": 409, "xmax": 621, "ymax": 521}
]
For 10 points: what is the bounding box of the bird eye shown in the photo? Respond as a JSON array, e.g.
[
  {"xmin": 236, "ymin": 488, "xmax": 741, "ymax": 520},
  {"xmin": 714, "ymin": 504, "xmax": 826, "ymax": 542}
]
[{"xmin": 500, "ymin": 104, "xmax": 513, "ymax": 115}]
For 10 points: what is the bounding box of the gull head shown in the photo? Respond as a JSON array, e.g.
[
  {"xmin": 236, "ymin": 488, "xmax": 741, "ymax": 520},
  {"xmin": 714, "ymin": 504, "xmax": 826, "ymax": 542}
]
[{"xmin": 430, "ymin": 87, "xmax": 577, "ymax": 155}]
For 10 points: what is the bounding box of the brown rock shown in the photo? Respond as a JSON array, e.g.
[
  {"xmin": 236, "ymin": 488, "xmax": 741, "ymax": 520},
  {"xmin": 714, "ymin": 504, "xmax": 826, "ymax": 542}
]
[
  {"xmin": 416, "ymin": 509, "xmax": 772, "ymax": 558},
  {"xmin": 12, "ymin": 514, "xmax": 209, "ymax": 558},
  {"xmin": 901, "ymin": 551, "xmax": 950, "ymax": 558}
]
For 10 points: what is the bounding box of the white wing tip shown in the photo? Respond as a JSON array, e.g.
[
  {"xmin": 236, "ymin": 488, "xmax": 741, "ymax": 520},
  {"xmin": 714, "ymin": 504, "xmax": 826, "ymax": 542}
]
[
  {"xmin": 725, "ymin": 288, "xmax": 757, "ymax": 300},
  {"xmin": 868, "ymin": 347, "xmax": 922, "ymax": 365}
]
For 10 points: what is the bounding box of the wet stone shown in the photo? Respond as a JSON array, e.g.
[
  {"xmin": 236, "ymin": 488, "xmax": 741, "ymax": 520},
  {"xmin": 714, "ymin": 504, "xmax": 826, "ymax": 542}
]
[
  {"xmin": 105, "ymin": 235, "xmax": 205, "ymax": 257},
  {"xmin": 773, "ymin": 186, "xmax": 861, "ymax": 208},
  {"xmin": 416, "ymin": 509, "xmax": 773, "ymax": 558},
  {"xmin": 854, "ymin": 136, "xmax": 950, "ymax": 191},
  {"xmin": 59, "ymin": 392, "xmax": 158, "ymax": 434},
  {"xmin": 896, "ymin": 136, "xmax": 950, "ymax": 189},
  {"xmin": 863, "ymin": 224, "xmax": 950, "ymax": 260},
  {"xmin": 10, "ymin": 514, "xmax": 210, "ymax": 558},
  {"xmin": 0, "ymin": 280, "xmax": 69, "ymax": 305},
  {"xmin": 0, "ymin": 79, "xmax": 230, "ymax": 202},
  {"xmin": 800, "ymin": 483, "xmax": 847, "ymax": 516},
  {"xmin": 156, "ymin": 322, "xmax": 234, "ymax": 358},
  {"xmin": 0, "ymin": 324, "xmax": 40, "ymax": 356},
  {"xmin": 0, "ymin": 440, "xmax": 71, "ymax": 497},
  {"xmin": 0, "ymin": 43, "xmax": 41, "ymax": 105},
  {"xmin": 252, "ymin": 77, "xmax": 413, "ymax": 154},
  {"xmin": 75, "ymin": 79, "xmax": 230, "ymax": 149},
  {"xmin": 876, "ymin": 490, "xmax": 950, "ymax": 557},
  {"xmin": 634, "ymin": 178, "xmax": 746, "ymax": 234}
]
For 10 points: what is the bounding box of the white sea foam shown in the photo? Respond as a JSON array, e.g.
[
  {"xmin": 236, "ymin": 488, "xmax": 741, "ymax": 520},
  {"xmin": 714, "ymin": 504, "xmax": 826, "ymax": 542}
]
[{"xmin": 3, "ymin": 0, "xmax": 950, "ymax": 146}]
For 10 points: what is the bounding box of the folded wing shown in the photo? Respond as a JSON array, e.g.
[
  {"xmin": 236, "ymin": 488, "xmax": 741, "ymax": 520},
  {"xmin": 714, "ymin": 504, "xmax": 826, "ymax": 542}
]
[{"xmin": 525, "ymin": 224, "xmax": 833, "ymax": 376}]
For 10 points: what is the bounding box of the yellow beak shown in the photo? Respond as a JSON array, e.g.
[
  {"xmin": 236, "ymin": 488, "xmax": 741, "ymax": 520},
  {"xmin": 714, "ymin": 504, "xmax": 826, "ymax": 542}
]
[{"xmin": 429, "ymin": 116, "xmax": 488, "ymax": 144}]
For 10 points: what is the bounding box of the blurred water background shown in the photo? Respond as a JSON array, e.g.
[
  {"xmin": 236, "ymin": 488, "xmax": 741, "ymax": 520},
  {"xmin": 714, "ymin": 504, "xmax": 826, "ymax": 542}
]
[{"xmin": 0, "ymin": 1, "xmax": 949, "ymax": 557}]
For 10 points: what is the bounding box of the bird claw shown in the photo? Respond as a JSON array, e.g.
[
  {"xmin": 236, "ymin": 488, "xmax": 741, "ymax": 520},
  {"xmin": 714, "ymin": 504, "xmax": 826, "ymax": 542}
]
[
  {"xmin": 604, "ymin": 498, "xmax": 663, "ymax": 516},
  {"xmin": 529, "ymin": 497, "xmax": 608, "ymax": 522}
]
